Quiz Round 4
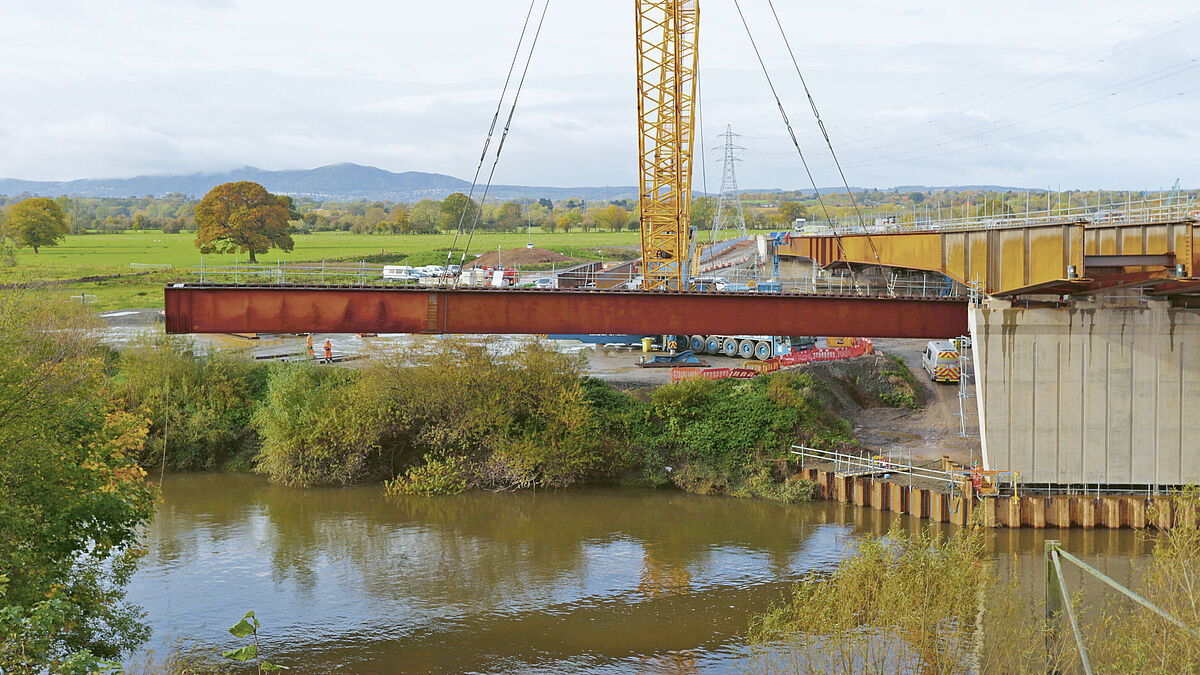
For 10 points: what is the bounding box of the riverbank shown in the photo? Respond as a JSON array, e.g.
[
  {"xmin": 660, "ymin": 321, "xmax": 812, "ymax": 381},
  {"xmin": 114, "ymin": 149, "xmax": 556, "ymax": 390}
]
[{"xmin": 113, "ymin": 332, "xmax": 926, "ymax": 502}]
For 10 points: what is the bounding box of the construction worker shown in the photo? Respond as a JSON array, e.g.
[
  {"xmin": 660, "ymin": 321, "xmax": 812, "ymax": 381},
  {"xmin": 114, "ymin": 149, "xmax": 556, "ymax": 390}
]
[
  {"xmin": 305, "ymin": 334, "xmax": 314, "ymax": 358},
  {"xmin": 323, "ymin": 339, "xmax": 333, "ymax": 362}
]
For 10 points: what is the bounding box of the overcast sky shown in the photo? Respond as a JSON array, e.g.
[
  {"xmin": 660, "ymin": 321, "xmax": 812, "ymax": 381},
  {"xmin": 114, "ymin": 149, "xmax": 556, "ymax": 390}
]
[{"xmin": 2, "ymin": 0, "xmax": 1197, "ymax": 190}]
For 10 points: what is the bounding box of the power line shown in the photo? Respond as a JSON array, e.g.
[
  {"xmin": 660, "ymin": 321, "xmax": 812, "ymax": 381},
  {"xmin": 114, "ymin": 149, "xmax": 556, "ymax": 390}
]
[
  {"xmin": 822, "ymin": 10, "xmax": 1200, "ymax": 147},
  {"xmin": 710, "ymin": 124, "xmax": 748, "ymax": 243},
  {"xmin": 838, "ymin": 58, "xmax": 1200, "ymax": 163}
]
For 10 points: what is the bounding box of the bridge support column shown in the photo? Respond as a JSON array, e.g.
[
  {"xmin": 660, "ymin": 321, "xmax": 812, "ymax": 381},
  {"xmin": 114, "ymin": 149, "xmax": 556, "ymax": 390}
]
[{"xmin": 970, "ymin": 299, "xmax": 1200, "ymax": 486}]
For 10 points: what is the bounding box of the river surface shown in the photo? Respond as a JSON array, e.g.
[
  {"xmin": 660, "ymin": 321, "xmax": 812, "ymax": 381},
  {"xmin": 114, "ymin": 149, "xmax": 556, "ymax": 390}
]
[{"xmin": 127, "ymin": 474, "xmax": 1152, "ymax": 673}]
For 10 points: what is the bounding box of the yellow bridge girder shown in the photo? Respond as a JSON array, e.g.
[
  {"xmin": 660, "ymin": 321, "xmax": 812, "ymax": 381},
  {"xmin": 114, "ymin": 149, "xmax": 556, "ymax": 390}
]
[{"xmin": 779, "ymin": 220, "xmax": 1199, "ymax": 297}]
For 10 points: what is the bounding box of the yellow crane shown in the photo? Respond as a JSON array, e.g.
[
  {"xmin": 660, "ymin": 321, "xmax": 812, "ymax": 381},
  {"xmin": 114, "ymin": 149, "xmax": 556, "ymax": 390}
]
[{"xmin": 636, "ymin": 0, "xmax": 699, "ymax": 290}]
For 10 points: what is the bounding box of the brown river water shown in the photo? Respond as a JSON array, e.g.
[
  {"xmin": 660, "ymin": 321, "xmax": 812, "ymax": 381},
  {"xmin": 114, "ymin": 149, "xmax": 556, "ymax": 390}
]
[{"xmin": 127, "ymin": 473, "xmax": 1152, "ymax": 673}]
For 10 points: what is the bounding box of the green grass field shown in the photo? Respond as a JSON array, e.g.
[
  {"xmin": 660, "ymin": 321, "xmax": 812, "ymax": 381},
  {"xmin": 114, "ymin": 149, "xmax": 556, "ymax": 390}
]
[{"xmin": 2, "ymin": 230, "xmax": 644, "ymax": 310}]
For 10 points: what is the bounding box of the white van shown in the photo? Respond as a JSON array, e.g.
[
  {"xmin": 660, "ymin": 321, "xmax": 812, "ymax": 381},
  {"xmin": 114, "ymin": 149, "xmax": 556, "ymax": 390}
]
[
  {"xmin": 922, "ymin": 340, "xmax": 961, "ymax": 383},
  {"xmin": 382, "ymin": 265, "xmax": 420, "ymax": 282}
]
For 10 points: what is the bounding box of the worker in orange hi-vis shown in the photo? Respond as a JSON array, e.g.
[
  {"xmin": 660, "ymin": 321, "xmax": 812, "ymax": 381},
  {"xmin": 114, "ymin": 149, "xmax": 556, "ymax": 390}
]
[
  {"xmin": 323, "ymin": 339, "xmax": 333, "ymax": 361},
  {"xmin": 305, "ymin": 334, "xmax": 314, "ymax": 358}
]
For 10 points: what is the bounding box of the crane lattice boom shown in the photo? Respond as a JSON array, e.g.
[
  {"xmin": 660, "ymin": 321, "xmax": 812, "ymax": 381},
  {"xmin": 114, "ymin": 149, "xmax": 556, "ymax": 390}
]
[{"xmin": 636, "ymin": 0, "xmax": 699, "ymax": 290}]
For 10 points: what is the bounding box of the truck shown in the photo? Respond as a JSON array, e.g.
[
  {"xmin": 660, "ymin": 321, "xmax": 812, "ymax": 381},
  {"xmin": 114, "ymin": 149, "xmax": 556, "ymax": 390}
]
[{"xmin": 681, "ymin": 334, "xmax": 814, "ymax": 361}]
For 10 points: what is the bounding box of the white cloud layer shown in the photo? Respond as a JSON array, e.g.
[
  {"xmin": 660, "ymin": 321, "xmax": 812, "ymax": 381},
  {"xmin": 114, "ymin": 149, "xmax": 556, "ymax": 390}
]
[{"xmin": 1, "ymin": 0, "xmax": 1197, "ymax": 190}]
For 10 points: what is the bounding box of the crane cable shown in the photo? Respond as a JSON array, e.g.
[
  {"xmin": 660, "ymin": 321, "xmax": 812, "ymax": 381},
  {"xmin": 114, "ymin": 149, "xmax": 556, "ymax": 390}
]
[
  {"xmin": 729, "ymin": 0, "xmax": 851, "ymax": 264},
  {"xmin": 440, "ymin": 0, "xmax": 540, "ymax": 287},
  {"xmin": 765, "ymin": 0, "xmax": 880, "ymax": 265},
  {"xmin": 453, "ymin": 0, "xmax": 551, "ymax": 288}
]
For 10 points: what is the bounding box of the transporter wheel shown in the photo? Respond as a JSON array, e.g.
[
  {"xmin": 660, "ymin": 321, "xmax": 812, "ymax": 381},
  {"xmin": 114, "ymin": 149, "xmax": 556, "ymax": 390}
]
[
  {"xmin": 689, "ymin": 335, "xmax": 705, "ymax": 353},
  {"xmin": 754, "ymin": 341, "xmax": 772, "ymax": 361},
  {"xmin": 722, "ymin": 338, "xmax": 739, "ymax": 357},
  {"xmin": 738, "ymin": 339, "xmax": 755, "ymax": 359},
  {"xmin": 705, "ymin": 336, "xmax": 721, "ymax": 354}
]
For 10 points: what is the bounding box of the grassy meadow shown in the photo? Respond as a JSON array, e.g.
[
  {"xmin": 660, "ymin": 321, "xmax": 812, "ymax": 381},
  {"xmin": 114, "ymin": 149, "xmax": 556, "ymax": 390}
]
[{"xmin": 3, "ymin": 230, "xmax": 643, "ymax": 310}]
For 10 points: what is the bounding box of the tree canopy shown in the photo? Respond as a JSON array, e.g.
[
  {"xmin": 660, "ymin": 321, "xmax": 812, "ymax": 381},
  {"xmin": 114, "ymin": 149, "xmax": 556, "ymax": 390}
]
[
  {"xmin": 0, "ymin": 292, "xmax": 158, "ymax": 668},
  {"xmin": 2, "ymin": 197, "xmax": 68, "ymax": 253},
  {"xmin": 194, "ymin": 181, "xmax": 294, "ymax": 263},
  {"xmin": 440, "ymin": 192, "xmax": 480, "ymax": 234}
]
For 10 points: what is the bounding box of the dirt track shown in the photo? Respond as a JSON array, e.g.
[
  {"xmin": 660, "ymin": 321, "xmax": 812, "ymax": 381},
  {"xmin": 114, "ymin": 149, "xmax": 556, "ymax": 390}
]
[{"xmin": 852, "ymin": 338, "xmax": 979, "ymax": 465}]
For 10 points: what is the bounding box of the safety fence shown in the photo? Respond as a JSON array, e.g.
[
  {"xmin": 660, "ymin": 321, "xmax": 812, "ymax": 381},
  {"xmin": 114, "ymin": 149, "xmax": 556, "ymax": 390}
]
[
  {"xmin": 1044, "ymin": 539, "xmax": 1200, "ymax": 673},
  {"xmin": 670, "ymin": 338, "xmax": 873, "ymax": 382},
  {"xmin": 798, "ymin": 194, "xmax": 1197, "ymax": 236}
]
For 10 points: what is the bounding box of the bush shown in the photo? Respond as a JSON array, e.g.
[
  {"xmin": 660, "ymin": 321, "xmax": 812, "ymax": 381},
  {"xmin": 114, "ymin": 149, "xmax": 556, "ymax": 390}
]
[
  {"xmin": 115, "ymin": 336, "xmax": 269, "ymax": 471},
  {"xmin": 380, "ymin": 339, "xmax": 621, "ymax": 493},
  {"xmin": 254, "ymin": 363, "xmax": 391, "ymax": 487}
]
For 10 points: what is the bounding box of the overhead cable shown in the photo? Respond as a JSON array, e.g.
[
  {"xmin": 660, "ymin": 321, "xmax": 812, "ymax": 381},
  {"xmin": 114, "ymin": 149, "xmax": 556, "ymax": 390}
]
[
  {"xmin": 730, "ymin": 0, "xmax": 852, "ymax": 262},
  {"xmin": 440, "ymin": 0, "xmax": 540, "ymax": 286},
  {"xmin": 766, "ymin": 0, "xmax": 879, "ymax": 264},
  {"xmin": 454, "ymin": 0, "xmax": 551, "ymax": 287}
]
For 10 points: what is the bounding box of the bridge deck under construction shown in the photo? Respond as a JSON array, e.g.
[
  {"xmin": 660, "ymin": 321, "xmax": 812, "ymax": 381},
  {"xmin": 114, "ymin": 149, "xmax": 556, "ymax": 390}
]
[{"xmin": 164, "ymin": 284, "xmax": 969, "ymax": 338}]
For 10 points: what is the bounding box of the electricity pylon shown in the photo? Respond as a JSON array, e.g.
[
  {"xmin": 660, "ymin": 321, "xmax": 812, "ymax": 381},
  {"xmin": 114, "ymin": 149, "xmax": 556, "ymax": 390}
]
[{"xmin": 710, "ymin": 124, "xmax": 748, "ymax": 243}]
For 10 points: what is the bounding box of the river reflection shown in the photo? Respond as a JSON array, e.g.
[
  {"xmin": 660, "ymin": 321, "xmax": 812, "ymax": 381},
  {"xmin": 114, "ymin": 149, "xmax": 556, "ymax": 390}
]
[{"xmin": 128, "ymin": 474, "xmax": 1153, "ymax": 673}]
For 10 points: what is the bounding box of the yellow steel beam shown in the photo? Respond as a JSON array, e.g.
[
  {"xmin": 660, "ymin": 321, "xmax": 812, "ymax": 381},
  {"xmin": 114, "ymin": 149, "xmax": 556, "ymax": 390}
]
[
  {"xmin": 636, "ymin": 0, "xmax": 698, "ymax": 290},
  {"xmin": 780, "ymin": 220, "xmax": 1199, "ymax": 296}
]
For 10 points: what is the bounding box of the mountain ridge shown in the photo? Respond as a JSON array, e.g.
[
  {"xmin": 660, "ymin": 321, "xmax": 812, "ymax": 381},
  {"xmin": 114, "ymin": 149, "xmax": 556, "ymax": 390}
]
[{"xmin": 0, "ymin": 163, "xmax": 1032, "ymax": 202}]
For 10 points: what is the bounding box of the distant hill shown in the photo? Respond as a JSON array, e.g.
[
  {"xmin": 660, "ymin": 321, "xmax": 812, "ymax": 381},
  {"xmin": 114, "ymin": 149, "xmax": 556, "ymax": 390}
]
[
  {"xmin": 0, "ymin": 163, "xmax": 640, "ymax": 202},
  {"xmin": 0, "ymin": 163, "xmax": 1037, "ymax": 202}
]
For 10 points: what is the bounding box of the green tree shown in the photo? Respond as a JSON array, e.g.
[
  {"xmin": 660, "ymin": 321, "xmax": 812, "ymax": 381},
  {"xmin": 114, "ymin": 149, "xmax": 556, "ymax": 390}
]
[
  {"xmin": 409, "ymin": 200, "xmax": 442, "ymax": 234},
  {"xmin": 690, "ymin": 196, "xmax": 715, "ymax": 229},
  {"xmin": 555, "ymin": 211, "xmax": 581, "ymax": 234},
  {"xmin": 495, "ymin": 201, "xmax": 524, "ymax": 232},
  {"xmin": 194, "ymin": 182, "xmax": 294, "ymax": 263},
  {"xmin": 0, "ymin": 292, "xmax": 158, "ymax": 668},
  {"xmin": 595, "ymin": 204, "xmax": 630, "ymax": 232},
  {"xmin": 2, "ymin": 197, "xmax": 69, "ymax": 253},
  {"xmin": 775, "ymin": 200, "xmax": 809, "ymax": 226},
  {"xmin": 440, "ymin": 193, "xmax": 480, "ymax": 234}
]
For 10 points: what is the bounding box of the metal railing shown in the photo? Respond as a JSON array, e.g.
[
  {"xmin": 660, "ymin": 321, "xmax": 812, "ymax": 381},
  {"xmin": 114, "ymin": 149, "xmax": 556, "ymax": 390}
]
[
  {"xmin": 1044, "ymin": 539, "xmax": 1200, "ymax": 674},
  {"xmin": 187, "ymin": 260, "xmax": 969, "ymax": 299},
  {"xmin": 790, "ymin": 445, "xmax": 1021, "ymax": 497},
  {"xmin": 798, "ymin": 194, "xmax": 1197, "ymax": 237},
  {"xmin": 789, "ymin": 445, "xmax": 961, "ymax": 487}
]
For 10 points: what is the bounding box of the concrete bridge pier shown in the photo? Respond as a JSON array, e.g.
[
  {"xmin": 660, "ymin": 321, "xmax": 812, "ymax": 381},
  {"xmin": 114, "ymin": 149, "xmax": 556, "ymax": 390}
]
[{"xmin": 970, "ymin": 297, "xmax": 1200, "ymax": 488}]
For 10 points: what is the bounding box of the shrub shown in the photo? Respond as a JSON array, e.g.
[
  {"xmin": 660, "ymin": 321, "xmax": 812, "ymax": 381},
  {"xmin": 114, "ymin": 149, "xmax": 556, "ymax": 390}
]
[
  {"xmin": 254, "ymin": 363, "xmax": 390, "ymax": 487},
  {"xmin": 115, "ymin": 335, "xmax": 269, "ymax": 471}
]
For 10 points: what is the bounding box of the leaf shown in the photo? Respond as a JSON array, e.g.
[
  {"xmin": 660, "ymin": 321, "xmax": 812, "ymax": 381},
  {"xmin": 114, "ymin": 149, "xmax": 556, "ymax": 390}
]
[
  {"xmin": 223, "ymin": 644, "xmax": 257, "ymax": 662},
  {"xmin": 228, "ymin": 618, "xmax": 256, "ymax": 638},
  {"xmin": 261, "ymin": 662, "xmax": 291, "ymax": 671}
]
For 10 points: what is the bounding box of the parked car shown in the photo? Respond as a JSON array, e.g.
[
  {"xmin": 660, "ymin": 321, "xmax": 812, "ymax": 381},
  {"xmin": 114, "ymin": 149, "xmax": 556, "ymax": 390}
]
[{"xmin": 522, "ymin": 277, "xmax": 557, "ymax": 289}]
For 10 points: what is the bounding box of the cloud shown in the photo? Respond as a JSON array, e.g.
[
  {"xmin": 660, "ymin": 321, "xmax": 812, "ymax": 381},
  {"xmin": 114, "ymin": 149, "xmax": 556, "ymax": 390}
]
[{"xmin": 0, "ymin": 0, "xmax": 1196, "ymax": 189}]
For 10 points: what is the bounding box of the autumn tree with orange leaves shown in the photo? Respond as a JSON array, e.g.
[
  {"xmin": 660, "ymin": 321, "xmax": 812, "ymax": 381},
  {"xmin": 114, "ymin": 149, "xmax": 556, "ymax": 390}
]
[{"xmin": 194, "ymin": 181, "xmax": 295, "ymax": 263}]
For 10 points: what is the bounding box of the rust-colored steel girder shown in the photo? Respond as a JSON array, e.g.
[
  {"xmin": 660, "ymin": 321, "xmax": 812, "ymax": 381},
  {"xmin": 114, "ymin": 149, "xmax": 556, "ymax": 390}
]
[{"xmin": 163, "ymin": 284, "xmax": 968, "ymax": 338}]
